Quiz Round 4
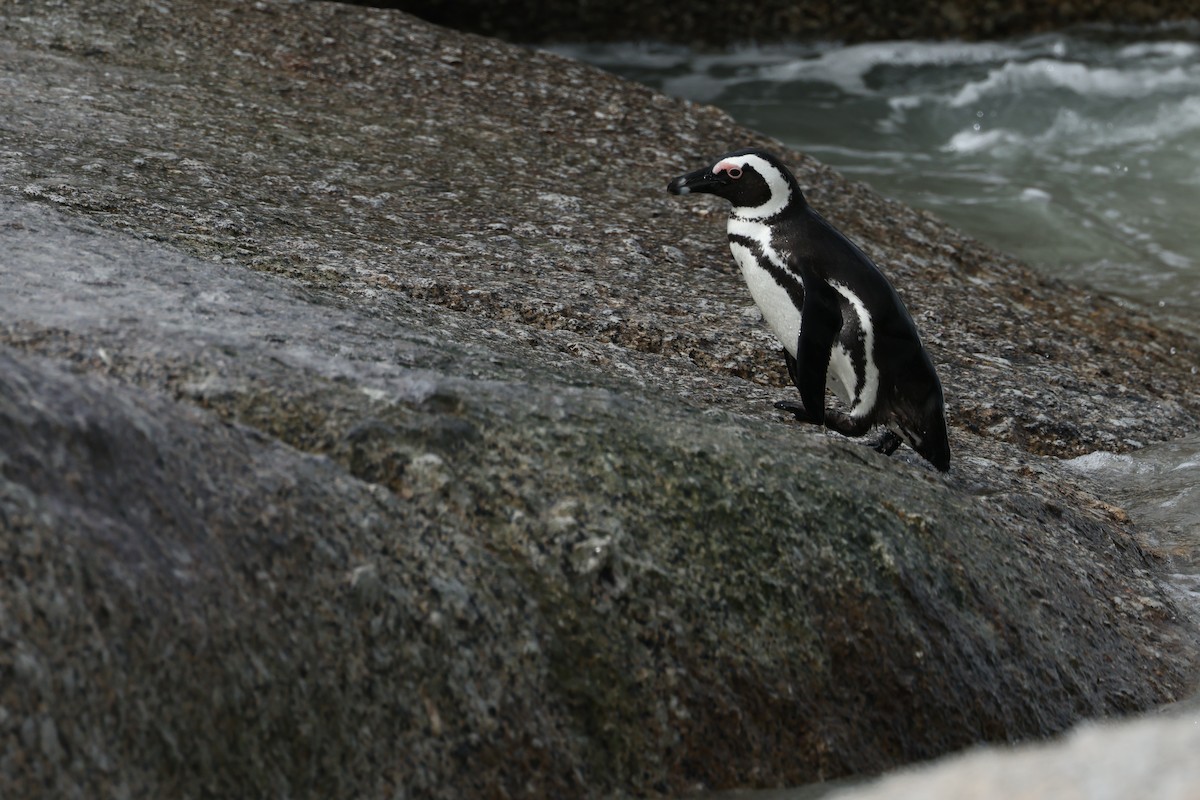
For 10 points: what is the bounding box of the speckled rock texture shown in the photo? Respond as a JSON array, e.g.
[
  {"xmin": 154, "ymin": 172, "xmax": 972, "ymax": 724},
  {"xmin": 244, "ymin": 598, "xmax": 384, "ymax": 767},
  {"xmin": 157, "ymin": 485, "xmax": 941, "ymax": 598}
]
[
  {"xmin": 387, "ymin": 0, "xmax": 1200, "ymax": 44},
  {"xmin": 1, "ymin": 1, "xmax": 1198, "ymax": 798}
]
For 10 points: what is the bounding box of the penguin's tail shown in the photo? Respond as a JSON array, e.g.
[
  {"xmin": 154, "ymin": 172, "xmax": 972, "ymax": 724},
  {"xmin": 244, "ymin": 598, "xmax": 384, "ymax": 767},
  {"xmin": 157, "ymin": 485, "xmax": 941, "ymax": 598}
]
[
  {"xmin": 916, "ymin": 409, "xmax": 951, "ymax": 473},
  {"xmin": 895, "ymin": 388, "xmax": 951, "ymax": 472}
]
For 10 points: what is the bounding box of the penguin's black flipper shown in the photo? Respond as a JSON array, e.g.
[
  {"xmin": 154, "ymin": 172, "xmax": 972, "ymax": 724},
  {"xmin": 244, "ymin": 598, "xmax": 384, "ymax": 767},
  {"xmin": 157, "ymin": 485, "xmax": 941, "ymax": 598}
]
[
  {"xmin": 776, "ymin": 350, "xmax": 820, "ymax": 423},
  {"xmin": 783, "ymin": 347, "xmax": 801, "ymax": 390},
  {"xmin": 791, "ymin": 264, "xmax": 844, "ymax": 427}
]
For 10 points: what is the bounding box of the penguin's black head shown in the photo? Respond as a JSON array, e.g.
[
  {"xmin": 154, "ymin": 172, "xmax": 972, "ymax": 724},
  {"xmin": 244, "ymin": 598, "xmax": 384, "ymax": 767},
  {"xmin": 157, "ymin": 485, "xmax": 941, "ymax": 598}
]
[{"xmin": 667, "ymin": 148, "xmax": 799, "ymax": 217}]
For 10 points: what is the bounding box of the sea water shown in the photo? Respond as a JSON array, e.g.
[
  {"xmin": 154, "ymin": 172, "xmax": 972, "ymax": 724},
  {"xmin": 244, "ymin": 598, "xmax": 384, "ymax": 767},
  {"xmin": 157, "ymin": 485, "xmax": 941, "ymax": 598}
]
[
  {"xmin": 1065, "ymin": 435, "xmax": 1200, "ymax": 605},
  {"xmin": 556, "ymin": 29, "xmax": 1200, "ymax": 597}
]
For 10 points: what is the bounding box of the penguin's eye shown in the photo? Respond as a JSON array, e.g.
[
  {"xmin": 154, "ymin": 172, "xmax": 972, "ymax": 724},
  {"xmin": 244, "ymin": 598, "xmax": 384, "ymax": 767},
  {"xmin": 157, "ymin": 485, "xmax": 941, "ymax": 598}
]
[{"xmin": 712, "ymin": 159, "xmax": 746, "ymax": 180}]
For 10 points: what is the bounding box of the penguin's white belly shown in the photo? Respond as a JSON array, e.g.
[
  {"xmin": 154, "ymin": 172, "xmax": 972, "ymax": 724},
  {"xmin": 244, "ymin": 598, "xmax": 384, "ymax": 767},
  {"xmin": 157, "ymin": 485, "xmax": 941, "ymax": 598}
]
[{"xmin": 729, "ymin": 241, "xmax": 801, "ymax": 355}]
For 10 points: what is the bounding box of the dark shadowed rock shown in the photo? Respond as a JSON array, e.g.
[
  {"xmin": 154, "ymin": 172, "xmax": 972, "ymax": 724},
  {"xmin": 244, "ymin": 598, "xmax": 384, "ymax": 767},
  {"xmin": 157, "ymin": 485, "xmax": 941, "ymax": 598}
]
[
  {"xmin": 382, "ymin": 0, "xmax": 1200, "ymax": 45},
  {"xmin": 1, "ymin": 1, "xmax": 1198, "ymax": 798}
]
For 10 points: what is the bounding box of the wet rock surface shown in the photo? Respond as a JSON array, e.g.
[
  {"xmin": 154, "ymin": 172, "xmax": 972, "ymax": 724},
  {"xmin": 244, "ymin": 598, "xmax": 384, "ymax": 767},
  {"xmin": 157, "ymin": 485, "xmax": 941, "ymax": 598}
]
[{"xmin": 1, "ymin": 1, "xmax": 1199, "ymax": 798}]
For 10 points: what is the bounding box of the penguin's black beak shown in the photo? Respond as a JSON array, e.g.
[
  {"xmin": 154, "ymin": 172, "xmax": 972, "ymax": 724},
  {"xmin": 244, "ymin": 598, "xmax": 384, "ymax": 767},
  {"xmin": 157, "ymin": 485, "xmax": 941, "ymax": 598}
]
[{"xmin": 668, "ymin": 166, "xmax": 721, "ymax": 195}]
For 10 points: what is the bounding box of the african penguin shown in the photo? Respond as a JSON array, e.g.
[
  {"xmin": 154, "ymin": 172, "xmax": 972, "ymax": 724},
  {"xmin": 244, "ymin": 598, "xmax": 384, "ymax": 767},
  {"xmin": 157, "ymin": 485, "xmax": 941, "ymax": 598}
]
[{"xmin": 668, "ymin": 148, "xmax": 951, "ymax": 472}]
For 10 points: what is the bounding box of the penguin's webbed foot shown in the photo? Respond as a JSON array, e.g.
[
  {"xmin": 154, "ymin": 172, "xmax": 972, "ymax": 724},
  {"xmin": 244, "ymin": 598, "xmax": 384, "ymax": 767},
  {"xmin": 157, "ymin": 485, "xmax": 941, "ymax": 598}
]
[
  {"xmin": 776, "ymin": 404, "xmax": 890, "ymax": 457},
  {"xmin": 774, "ymin": 399, "xmax": 821, "ymax": 425},
  {"xmin": 870, "ymin": 430, "xmax": 903, "ymax": 456},
  {"xmin": 823, "ymin": 409, "xmax": 874, "ymax": 439}
]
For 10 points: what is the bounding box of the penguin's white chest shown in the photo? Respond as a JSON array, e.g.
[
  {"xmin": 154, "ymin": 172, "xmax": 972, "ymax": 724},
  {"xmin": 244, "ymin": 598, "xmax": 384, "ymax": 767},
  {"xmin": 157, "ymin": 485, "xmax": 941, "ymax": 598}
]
[{"xmin": 727, "ymin": 218, "xmax": 801, "ymax": 357}]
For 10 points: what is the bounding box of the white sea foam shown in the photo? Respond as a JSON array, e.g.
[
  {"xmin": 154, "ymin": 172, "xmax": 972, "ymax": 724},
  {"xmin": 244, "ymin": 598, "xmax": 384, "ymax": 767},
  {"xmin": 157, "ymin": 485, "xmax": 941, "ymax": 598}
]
[
  {"xmin": 944, "ymin": 128, "xmax": 1024, "ymax": 155},
  {"xmin": 944, "ymin": 97, "xmax": 1200, "ymax": 162},
  {"xmin": 759, "ymin": 40, "xmax": 1024, "ymax": 95},
  {"xmin": 950, "ymin": 59, "xmax": 1200, "ymax": 106},
  {"xmin": 1117, "ymin": 41, "xmax": 1200, "ymax": 60},
  {"xmin": 1063, "ymin": 450, "xmax": 1139, "ymax": 474}
]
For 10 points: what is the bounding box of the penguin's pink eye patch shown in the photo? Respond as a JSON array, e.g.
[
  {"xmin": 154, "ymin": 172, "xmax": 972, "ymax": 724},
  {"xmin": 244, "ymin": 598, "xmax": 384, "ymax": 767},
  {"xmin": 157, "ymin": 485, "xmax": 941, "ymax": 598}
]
[{"xmin": 714, "ymin": 160, "xmax": 744, "ymax": 180}]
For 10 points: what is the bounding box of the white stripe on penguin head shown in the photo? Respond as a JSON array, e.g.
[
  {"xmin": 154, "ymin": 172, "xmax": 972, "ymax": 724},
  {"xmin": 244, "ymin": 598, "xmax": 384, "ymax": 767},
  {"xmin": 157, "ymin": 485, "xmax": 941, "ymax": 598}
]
[{"xmin": 715, "ymin": 153, "xmax": 793, "ymax": 220}]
